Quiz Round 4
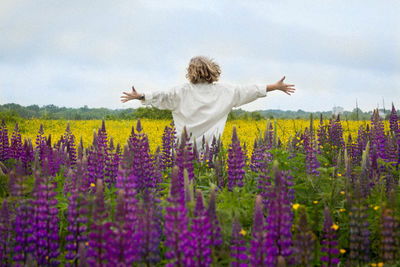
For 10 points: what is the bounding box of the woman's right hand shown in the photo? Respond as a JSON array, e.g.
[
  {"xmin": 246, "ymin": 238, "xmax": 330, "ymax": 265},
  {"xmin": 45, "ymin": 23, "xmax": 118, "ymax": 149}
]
[{"xmin": 121, "ymin": 85, "xmax": 144, "ymax": 103}]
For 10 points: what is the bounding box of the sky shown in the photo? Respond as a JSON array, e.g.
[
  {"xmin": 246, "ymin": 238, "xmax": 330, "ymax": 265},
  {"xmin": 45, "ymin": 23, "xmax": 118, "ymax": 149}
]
[{"xmin": 0, "ymin": 0, "xmax": 399, "ymax": 112}]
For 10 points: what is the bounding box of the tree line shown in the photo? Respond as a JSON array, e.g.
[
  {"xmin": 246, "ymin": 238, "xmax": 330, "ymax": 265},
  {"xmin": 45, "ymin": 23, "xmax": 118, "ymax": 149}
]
[{"xmin": 0, "ymin": 103, "xmax": 394, "ymax": 122}]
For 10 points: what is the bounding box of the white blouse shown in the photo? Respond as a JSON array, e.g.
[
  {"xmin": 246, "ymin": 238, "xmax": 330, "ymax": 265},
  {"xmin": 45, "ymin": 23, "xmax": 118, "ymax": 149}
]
[{"xmin": 141, "ymin": 82, "xmax": 267, "ymax": 148}]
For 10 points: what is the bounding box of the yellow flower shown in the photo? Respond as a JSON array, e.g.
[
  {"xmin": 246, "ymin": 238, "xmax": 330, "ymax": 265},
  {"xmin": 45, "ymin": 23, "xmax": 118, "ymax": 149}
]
[
  {"xmin": 85, "ymin": 242, "xmax": 89, "ymax": 246},
  {"xmin": 292, "ymin": 203, "xmax": 300, "ymax": 210},
  {"xmin": 340, "ymin": 191, "xmax": 345, "ymax": 195},
  {"xmin": 331, "ymin": 223, "xmax": 339, "ymax": 231},
  {"xmin": 374, "ymin": 206, "xmax": 379, "ymax": 211},
  {"xmin": 313, "ymin": 200, "xmax": 318, "ymax": 204},
  {"xmin": 339, "ymin": 208, "xmax": 346, "ymax": 212},
  {"xmin": 337, "ymin": 173, "xmax": 342, "ymax": 177},
  {"xmin": 377, "ymin": 263, "xmax": 384, "ymax": 267},
  {"xmin": 370, "ymin": 263, "xmax": 377, "ymax": 267},
  {"xmin": 90, "ymin": 183, "xmax": 95, "ymax": 188},
  {"xmin": 340, "ymin": 249, "xmax": 346, "ymax": 254},
  {"xmin": 239, "ymin": 229, "xmax": 246, "ymax": 236}
]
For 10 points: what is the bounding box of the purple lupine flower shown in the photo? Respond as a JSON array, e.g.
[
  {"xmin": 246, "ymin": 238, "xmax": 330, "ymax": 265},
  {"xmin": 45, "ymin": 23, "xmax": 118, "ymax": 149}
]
[
  {"xmin": 370, "ymin": 109, "xmax": 386, "ymax": 160},
  {"xmin": 21, "ymin": 138, "xmax": 34, "ymax": 175},
  {"xmin": 97, "ymin": 120, "xmax": 108, "ymax": 152},
  {"xmin": 227, "ymin": 126, "xmax": 245, "ymax": 191},
  {"xmin": 104, "ymin": 138, "xmax": 120, "ymax": 186},
  {"xmin": 64, "ymin": 154, "xmax": 89, "ymax": 195},
  {"xmin": 0, "ymin": 118, "xmax": 10, "ymax": 161},
  {"xmin": 356, "ymin": 125, "xmax": 368, "ymax": 153},
  {"xmin": 164, "ymin": 166, "xmax": 192, "ymax": 267},
  {"xmin": 191, "ymin": 190, "xmax": 212, "ymax": 267},
  {"xmin": 380, "ymin": 200, "xmax": 399, "ymax": 264},
  {"xmin": 250, "ymin": 138, "xmax": 266, "ymax": 172},
  {"xmin": 359, "ymin": 145, "xmax": 373, "ymax": 197},
  {"xmin": 264, "ymin": 121, "xmax": 274, "ymax": 149},
  {"xmin": 293, "ymin": 207, "xmax": 315, "ymax": 266},
  {"xmin": 152, "ymin": 146, "xmax": 163, "ymax": 188},
  {"xmin": 320, "ymin": 207, "xmax": 340, "ymax": 267},
  {"xmin": 176, "ymin": 127, "xmax": 195, "ymax": 185},
  {"xmin": 303, "ymin": 127, "xmax": 320, "ymax": 176},
  {"xmin": 35, "ymin": 124, "xmax": 45, "ymax": 150},
  {"xmin": 116, "ymin": 147, "xmax": 139, "ymax": 228},
  {"xmin": 0, "ymin": 199, "xmax": 11, "ymax": 266},
  {"xmin": 65, "ymin": 166, "xmax": 89, "ymax": 266},
  {"xmin": 207, "ymin": 185, "xmax": 222, "ymax": 248},
  {"xmin": 13, "ymin": 199, "xmax": 35, "ymax": 266},
  {"xmin": 317, "ymin": 114, "xmax": 328, "ymax": 147},
  {"xmin": 31, "ymin": 165, "xmax": 60, "ymax": 266},
  {"xmin": 162, "ymin": 121, "xmax": 176, "ymax": 169},
  {"xmin": 137, "ymin": 189, "xmax": 162, "ymax": 265},
  {"xmin": 128, "ymin": 119, "xmax": 157, "ymax": 191},
  {"xmin": 230, "ymin": 218, "xmax": 248, "ymax": 267},
  {"xmin": 347, "ymin": 180, "xmax": 370, "ymax": 265},
  {"xmin": 326, "ymin": 115, "xmax": 345, "ymax": 166},
  {"xmin": 389, "ymin": 103, "xmax": 399, "ymax": 135},
  {"xmin": 106, "ymin": 189, "xmax": 139, "ymax": 266},
  {"xmin": 10, "ymin": 122, "xmax": 23, "ymax": 160},
  {"xmin": 250, "ymin": 195, "xmax": 266, "ymax": 266},
  {"xmin": 385, "ymin": 133, "xmax": 398, "ymax": 165},
  {"xmin": 64, "ymin": 123, "xmax": 77, "ymax": 166},
  {"xmin": 243, "ymin": 141, "xmax": 248, "ymax": 165},
  {"xmin": 264, "ymin": 163, "xmax": 293, "ymax": 265},
  {"xmin": 87, "ymin": 179, "xmax": 109, "ymax": 267}
]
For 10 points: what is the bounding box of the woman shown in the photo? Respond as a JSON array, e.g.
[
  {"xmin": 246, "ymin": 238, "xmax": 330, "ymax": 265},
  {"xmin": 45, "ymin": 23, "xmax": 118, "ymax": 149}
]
[{"xmin": 121, "ymin": 56, "xmax": 295, "ymax": 146}]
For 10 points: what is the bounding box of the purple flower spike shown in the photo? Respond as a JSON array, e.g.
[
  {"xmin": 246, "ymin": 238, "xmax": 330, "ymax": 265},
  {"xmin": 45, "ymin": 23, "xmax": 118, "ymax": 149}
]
[
  {"xmin": 65, "ymin": 168, "xmax": 89, "ymax": 266},
  {"xmin": 0, "ymin": 118, "xmax": 10, "ymax": 161},
  {"xmin": 293, "ymin": 207, "xmax": 315, "ymax": 266},
  {"xmin": 31, "ymin": 166, "xmax": 60, "ymax": 266},
  {"xmin": 320, "ymin": 207, "xmax": 340, "ymax": 267},
  {"xmin": 176, "ymin": 127, "xmax": 195, "ymax": 186},
  {"xmin": 0, "ymin": 199, "xmax": 11, "ymax": 265},
  {"xmin": 87, "ymin": 179, "xmax": 109, "ymax": 267},
  {"xmin": 137, "ymin": 190, "xmax": 162, "ymax": 265},
  {"xmin": 370, "ymin": 109, "xmax": 386, "ymax": 160},
  {"xmin": 13, "ymin": 199, "xmax": 34, "ymax": 265},
  {"xmin": 10, "ymin": 122, "xmax": 23, "ymax": 160},
  {"xmin": 207, "ymin": 185, "xmax": 222, "ymax": 247},
  {"xmin": 164, "ymin": 166, "xmax": 192, "ymax": 267},
  {"xmin": 250, "ymin": 195, "xmax": 266, "ymax": 267},
  {"xmin": 347, "ymin": 180, "xmax": 370, "ymax": 265},
  {"xmin": 162, "ymin": 121, "xmax": 177, "ymax": 169},
  {"xmin": 191, "ymin": 190, "xmax": 212, "ymax": 267},
  {"xmin": 303, "ymin": 128, "xmax": 320, "ymax": 176},
  {"xmin": 380, "ymin": 194, "xmax": 399, "ymax": 265},
  {"xmin": 106, "ymin": 189, "xmax": 139, "ymax": 266},
  {"xmin": 230, "ymin": 218, "xmax": 248, "ymax": 267},
  {"xmin": 389, "ymin": 103, "xmax": 399, "ymax": 135},
  {"xmin": 227, "ymin": 126, "xmax": 245, "ymax": 191},
  {"xmin": 264, "ymin": 162, "xmax": 293, "ymax": 265}
]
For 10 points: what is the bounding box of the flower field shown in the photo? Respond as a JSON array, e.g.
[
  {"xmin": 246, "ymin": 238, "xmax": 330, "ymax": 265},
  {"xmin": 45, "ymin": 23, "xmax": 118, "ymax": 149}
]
[{"xmin": 0, "ymin": 107, "xmax": 399, "ymax": 266}]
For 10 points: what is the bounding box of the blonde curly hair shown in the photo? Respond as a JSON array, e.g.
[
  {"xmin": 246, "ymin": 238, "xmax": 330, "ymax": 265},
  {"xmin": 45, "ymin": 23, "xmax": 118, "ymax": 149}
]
[{"xmin": 186, "ymin": 56, "xmax": 221, "ymax": 84}]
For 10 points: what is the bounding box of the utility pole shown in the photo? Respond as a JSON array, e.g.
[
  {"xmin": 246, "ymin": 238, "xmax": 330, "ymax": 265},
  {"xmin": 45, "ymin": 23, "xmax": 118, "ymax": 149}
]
[{"xmin": 356, "ymin": 98, "xmax": 359, "ymax": 121}]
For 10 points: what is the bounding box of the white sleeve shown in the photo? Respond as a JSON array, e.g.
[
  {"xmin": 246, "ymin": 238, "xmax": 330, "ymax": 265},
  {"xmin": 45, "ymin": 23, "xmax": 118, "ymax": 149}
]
[
  {"xmin": 140, "ymin": 86, "xmax": 181, "ymax": 111},
  {"xmin": 232, "ymin": 84, "xmax": 267, "ymax": 107}
]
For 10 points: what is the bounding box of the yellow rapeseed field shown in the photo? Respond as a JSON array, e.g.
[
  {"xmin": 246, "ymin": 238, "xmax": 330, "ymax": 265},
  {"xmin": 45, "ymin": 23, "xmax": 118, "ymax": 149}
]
[{"xmin": 8, "ymin": 118, "xmax": 388, "ymax": 154}]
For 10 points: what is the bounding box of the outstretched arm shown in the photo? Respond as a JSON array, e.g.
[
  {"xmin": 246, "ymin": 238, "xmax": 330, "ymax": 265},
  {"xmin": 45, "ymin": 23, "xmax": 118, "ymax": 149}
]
[
  {"xmin": 266, "ymin": 76, "xmax": 295, "ymax": 95},
  {"xmin": 120, "ymin": 86, "xmax": 144, "ymax": 103}
]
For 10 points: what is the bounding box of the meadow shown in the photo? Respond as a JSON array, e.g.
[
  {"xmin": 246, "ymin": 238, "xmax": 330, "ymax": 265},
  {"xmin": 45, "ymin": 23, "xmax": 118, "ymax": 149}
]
[{"xmin": 0, "ymin": 108, "xmax": 399, "ymax": 266}]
